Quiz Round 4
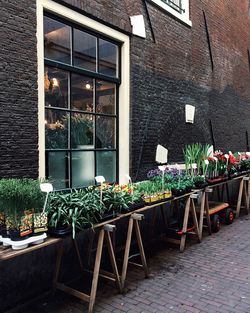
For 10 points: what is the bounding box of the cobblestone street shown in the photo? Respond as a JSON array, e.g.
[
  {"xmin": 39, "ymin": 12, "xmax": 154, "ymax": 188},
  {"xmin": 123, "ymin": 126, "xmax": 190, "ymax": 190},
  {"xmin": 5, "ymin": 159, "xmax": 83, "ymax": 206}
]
[{"xmin": 12, "ymin": 215, "xmax": 250, "ymax": 313}]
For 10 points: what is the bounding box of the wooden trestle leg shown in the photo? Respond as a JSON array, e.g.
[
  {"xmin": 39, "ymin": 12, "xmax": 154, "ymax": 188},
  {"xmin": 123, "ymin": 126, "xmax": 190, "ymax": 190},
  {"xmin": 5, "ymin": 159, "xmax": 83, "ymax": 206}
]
[
  {"xmin": 236, "ymin": 178, "xmax": 244, "ymax": 218},
  {"xmin": 54, "ymin": 224, "xmax": 121, "ymax": 313},
  {"xmin": 53, "ymin": 240, "xmax": 64, "ymax": 294},
  {"xmin": 121, "ymin": 213, "xmax": 149, "ymax": 290},
  {"xmin": 179, "ymin": 196, "xmax": 191, "ymax": 252},
  {"xmin": 198, "ymin": 190, "xmax": 206, "ymax": 241}
]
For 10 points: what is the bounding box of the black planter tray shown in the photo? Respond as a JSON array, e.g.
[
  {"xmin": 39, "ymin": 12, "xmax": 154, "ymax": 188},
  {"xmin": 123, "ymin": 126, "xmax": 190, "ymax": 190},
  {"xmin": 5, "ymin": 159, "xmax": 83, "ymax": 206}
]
[
  {"xmin": 48, "ymin": 226, "xmax": 72, "ymax": 238},
  {"xmin": 207, "ymin": 177, "xmax": 228, "ymax": 185},
  {"xmin": 126, "ymin": 202, "xmax": 145, "ymax": 211}
]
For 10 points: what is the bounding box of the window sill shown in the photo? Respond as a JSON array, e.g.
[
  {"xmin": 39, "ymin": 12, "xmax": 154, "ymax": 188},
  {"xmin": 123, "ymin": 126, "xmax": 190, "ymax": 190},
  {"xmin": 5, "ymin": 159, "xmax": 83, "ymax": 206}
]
[{"xmin": 149, "ymin": 0, "xmax": 192, "ymax": 27}]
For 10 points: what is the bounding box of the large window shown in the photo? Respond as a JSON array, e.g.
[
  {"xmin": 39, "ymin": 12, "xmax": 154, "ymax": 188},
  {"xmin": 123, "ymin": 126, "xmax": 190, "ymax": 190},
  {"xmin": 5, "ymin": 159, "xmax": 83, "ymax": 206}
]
[{"xmin": 44, "ymin": 14, "xmax": 120, "ymax": 189}]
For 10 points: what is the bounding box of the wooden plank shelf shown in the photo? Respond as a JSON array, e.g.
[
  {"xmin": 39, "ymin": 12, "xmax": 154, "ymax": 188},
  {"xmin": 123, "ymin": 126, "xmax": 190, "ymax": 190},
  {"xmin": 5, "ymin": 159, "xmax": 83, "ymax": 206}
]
[{"xmin": 0, "ymin": 237, "xmax": 62, "ymax": 261}]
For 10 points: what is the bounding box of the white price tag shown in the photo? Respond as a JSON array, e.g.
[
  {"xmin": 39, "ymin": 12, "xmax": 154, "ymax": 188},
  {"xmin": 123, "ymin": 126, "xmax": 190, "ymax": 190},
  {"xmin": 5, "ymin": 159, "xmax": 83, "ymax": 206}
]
[{"xmin": 95, "ymin": 176, "xmax": 105, "ymax": 184}]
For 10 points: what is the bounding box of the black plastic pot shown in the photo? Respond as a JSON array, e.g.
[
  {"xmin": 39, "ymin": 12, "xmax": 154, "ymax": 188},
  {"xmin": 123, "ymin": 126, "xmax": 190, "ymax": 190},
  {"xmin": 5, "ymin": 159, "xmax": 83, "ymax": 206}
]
[
  {"xmin": 0, "ymin": 226, "xmax": 8, "ymax": 238},
  {"xmin": 194, "ymin": 181, "xmax": 208, "ymax": 189},
  {"xmin": 127, "ymin": 202, "xmax": 145, "ymax": 211},
  {"xmin": 8, "ymin": 228, "xmax": 29, "ymax": 241},
  {"xmin": 48, "ymin": 225, "xmax": 72, "ymax": 237},
  {"xmin": 98, "ymin": 211, "xmax": 117, "ymax": 222}
]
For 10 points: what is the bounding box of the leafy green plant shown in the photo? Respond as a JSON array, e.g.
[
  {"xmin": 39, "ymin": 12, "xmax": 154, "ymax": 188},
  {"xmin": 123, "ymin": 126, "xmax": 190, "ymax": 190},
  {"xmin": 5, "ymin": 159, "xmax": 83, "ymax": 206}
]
[
  {"xmin": 47, "ymin": 188, "xmax": 106, "ymax": 238},
  {"xmin": 0, "ymin": 179, "xmax": 45, "ymax": 231}
]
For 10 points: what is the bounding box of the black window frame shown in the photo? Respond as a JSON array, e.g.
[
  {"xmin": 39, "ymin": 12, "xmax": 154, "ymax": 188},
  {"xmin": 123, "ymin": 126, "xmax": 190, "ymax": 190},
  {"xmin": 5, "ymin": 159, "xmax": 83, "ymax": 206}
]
[{"xmin": 44, "ymin": 12, "xmax": 122, "ymax": 189}]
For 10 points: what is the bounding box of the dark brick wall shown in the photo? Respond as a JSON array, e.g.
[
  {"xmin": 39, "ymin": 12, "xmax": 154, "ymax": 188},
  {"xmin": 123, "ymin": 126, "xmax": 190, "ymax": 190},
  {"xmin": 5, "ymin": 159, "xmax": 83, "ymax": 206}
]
[
  {"xmin": 0, "ymin": 0, "xmax": 38, "ymax": 179},
  {"xmin": 126, "ymin": 0, "xmax": 250, "ymax": 179},
  {"xmin": 0, "ymin": 0, "xmax": 250, "ymax": 311},
  {"xmin": 0, "ymin": 0, "xmax": 249, "ymax": 180}
]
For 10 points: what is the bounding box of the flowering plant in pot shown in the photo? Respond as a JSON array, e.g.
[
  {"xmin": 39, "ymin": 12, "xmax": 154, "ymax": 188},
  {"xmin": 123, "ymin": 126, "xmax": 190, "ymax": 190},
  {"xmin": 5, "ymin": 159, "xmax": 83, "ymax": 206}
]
[
  {"xmin": 111, "ymin": 184, "xmax": 144, "ymax": 211},
  {"xmin": 227, "ymin": 152, "xmax": 240, "ymax": 178}
]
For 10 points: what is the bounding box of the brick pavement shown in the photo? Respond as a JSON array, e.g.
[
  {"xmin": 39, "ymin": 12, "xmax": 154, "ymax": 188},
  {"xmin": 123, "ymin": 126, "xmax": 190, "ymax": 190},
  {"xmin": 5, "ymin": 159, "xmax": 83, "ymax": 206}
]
[{"xmin": 11, "ymin": 215, "xmax": 250, "ymax": 313}]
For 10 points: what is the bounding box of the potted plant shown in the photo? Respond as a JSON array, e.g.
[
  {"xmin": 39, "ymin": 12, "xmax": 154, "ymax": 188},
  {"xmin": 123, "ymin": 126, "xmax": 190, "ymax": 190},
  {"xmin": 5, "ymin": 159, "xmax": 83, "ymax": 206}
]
[
  {"xmin": 0, "ymin": 179, "xmax": 37, "ymax": 241},
  {"xmin": 193, "ymin": 175, "xmax": 208, "ymax": 189}
]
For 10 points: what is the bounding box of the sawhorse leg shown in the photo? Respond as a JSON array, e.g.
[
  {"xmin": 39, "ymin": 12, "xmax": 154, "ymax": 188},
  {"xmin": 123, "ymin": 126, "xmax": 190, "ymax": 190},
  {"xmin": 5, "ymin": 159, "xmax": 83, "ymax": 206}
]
[
  {"xmin": 236, "ymin": 177, "xmax": 250, "ymax": 218},
  {"xmin": 121, "ymin": 213, "xmax": 149, "ymax": 290},
  {"xmin": 54, "ymin": 225, "xmax": 121, "ymax": 313},
  {"xmin": 243, "ymin": 176, "xmax": 250, "ymax": 214},
  {"xmin": 180, "ymin": 196, "xmax": 191, "ymax": 252},
  {"xmin": 190, "ymin": 196, "xmax": 201, "ymax": 243},
  {"xmin": 198, "ymin": 190, "xmax": 206, "ymax": 241},
  {"xmin": 53, "ymin": 239, "xmax": 64, "ymax": 294}
]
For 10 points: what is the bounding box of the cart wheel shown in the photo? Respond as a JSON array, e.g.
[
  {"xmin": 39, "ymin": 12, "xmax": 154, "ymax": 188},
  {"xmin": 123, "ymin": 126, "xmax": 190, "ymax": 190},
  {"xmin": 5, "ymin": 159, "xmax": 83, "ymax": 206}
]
[
  {"xmin": 225, "ymin": 208, "xmax": 234, "ymax": 224},
  {"xmin": 211, "ymin": 214, "xmax": 220, "ymax": 232}
]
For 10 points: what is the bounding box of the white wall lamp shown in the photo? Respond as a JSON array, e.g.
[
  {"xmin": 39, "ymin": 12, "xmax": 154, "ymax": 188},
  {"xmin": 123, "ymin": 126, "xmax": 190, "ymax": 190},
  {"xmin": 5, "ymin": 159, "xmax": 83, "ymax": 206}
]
[
  {"xmin": 185, "ymin": 104, "xmax": 195, "ymax": 124},
  {"xmin": 130, "ymin": 15, "xmax": 146, "ymax": 38}
]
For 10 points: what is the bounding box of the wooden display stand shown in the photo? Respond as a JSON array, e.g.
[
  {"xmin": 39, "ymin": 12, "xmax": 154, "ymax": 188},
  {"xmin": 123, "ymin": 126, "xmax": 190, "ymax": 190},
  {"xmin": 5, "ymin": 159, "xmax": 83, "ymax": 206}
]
[
  {"xmin": 160, "ymin": 193, "xmax": 201, "ymax": 252},
  {"xmin": 121, "ymin": 213, "xmax": 149, "ymax": 289},
  {"xmin": 54, "ymin": 224, "xmax": 121, "ymax": 313}
]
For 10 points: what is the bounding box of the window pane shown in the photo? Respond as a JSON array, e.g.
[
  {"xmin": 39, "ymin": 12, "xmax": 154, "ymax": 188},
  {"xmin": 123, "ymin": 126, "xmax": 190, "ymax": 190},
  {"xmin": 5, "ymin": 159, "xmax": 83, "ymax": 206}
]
[
  {"xmin": 96, "ymin": 116, "xmax": 116, "ymax": 149},
  {"xmin": 96, "ymin": 81, "xmax": 116, "ymax": 114},
  {"xmin": 45, "ymin": 110, "xmax": 69, "ymax": 149},
  {"xmin": 96, "ymin": 151, "xmax": 116, "ymax": 183},
  {"xmin": 74, "ymin": 29, "xmax": 96, "ymax": 72},
  {"xmin": 72, "ymin": 151, "xmax": 95, "ymax": 187},
  {"xmin": 71, "ymin": 74, "xmax": 94, "ymax": 112},
  {"xmin": 47, "ymin": 151, "xmax": 69, "ymax": 189},
  {"xmin": 71, "ymin": 113, "xmax": 94, "ymax": 149},
  {"xmin": 44, "ymin": 16, "xmax": 71, "ymax": 64},
  {"xmin": 45, "ymin": 67, "xmax": 69, "ymax": 108},
  {"xmin": 99, "ymin": 39, "xmax": 118, "ymax": 77}
]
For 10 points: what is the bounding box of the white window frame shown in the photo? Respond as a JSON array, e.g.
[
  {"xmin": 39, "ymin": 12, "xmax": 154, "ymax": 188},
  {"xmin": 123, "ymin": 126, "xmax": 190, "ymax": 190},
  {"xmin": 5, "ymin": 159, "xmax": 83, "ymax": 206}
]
[
  {"xmin": 150, "ymin": 0, "xmax": 192, "ymax": 26},
  {"xmin": 37, "ymin": 0, "xmax": 130, "ymax": 184}
]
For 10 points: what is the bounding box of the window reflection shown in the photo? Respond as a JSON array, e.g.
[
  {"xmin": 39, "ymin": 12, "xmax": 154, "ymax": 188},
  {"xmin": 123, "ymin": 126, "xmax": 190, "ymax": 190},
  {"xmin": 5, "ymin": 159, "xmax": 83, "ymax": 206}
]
[
  {"xmin": 96, "ymin": 81, "xmax": 116, "ymax": 114},
  {"xmin": 71, "ymin": 74, "xmax": 94, "ymax": 112},
  {"xmin": 74, "ymin": 29, "xmax": 97, "ymax": 72},
  {"xmin": 96, "ymin": 116, "xmax": 115, "ymax": 149},
  {"xmin": 71, "ymin": 113, "xmax": 94, "ymax": 149},
  {"xmin": 45, "ymin": 67, "xmax": 69, "ymax": 108},
  {"xmin": 99, "ymin": 39, "xmax": 118, "ymax": 77},
  {"xmin": 44, "ymin": 16, "xmax": 71, "ymax": 64},
  {"xmin": 45, "ymin": 110, "xmax": 69, "ymax": 149}
]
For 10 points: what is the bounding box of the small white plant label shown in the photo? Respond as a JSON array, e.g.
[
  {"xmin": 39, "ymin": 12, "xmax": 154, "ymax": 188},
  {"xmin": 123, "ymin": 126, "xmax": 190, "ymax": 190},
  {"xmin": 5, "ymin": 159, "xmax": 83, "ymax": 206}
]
[{"xmin": 95, "ymin": 176, "xmax": 105, "ymax": 184}]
